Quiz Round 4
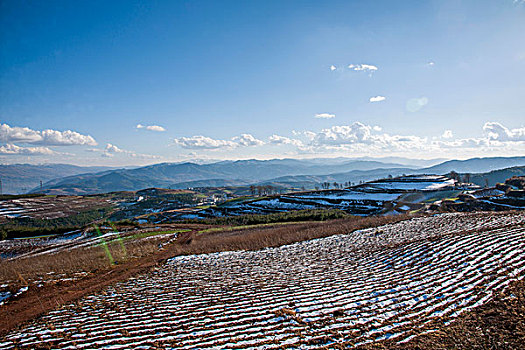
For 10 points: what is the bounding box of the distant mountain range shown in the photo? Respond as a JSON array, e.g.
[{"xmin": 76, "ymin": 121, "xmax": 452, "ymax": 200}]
[
  {"xmin": 0, "ymin": 164, "xmax": 116, "ymax": 194},
  {"xmin": 2, "ymin": 156, "xmax": 524, "ymax": 195},
  {"xmin": 423, "ymin": 156, "xmax": 525, "ymax": 174},
  {"xmin": 32, "ymin": 159, "xmax": 412, "ymax": 195}
]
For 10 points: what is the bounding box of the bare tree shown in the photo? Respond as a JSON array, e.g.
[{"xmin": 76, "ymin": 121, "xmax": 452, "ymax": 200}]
[{"xmin": 448, "ymin": 171, "xmax": 459, "ymax": 182}]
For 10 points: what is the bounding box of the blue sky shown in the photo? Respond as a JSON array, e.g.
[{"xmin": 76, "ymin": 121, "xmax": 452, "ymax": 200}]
[{"xmin": 1, "ymin": 0, "xmax": 524, "ymax": 166}]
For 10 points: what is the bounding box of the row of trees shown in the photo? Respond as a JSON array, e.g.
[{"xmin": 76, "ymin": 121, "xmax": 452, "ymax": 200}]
[
  {"xmin": 249, "ymin": 185, "xmax": 279, "ymax": 196},
  {"xmin": 448, "ymin": 171, "xmax": 489, "ymax": 187},
  {"xmin": 317, "ymin": 181, "xmax": 361, "ymax": 190},
  {"xmin": 249, "ymin": 181, "xmax": 358, "ymax": 196},
  {"xmin": 248, "ymin": 171, "xmax": 491, "ymax": 196}
]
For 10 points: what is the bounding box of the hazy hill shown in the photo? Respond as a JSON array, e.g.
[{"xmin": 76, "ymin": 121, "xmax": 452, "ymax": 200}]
[
  {"xmin": 423, "ymin": 156, "xmax": 525, "ymax": 174},
  {"xmin": 28, "ymin": 156, "xmax": 525, "ymax": 195},
  {"xmin": 467, "ymin": 166, "xmax": 525, "ymax": 187},
  {"xmin": 34, "ymin": 159, "xmax": 410, "ymax": 194},
  {"xmin": 0, "ymin": 164, "xmax": 115, "ymax": 194},
  {"xmin": 169, "ymin": 178, "xmax": 251, "ymax": 189},
  {"xmin": 257, "ymin": 168, "xmax": 413, "ymax": 189}
]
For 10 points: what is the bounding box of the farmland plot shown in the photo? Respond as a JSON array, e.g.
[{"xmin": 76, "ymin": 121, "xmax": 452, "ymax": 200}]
[
  {"xmin": 0, "ymin": 196, "xmax": 110, "ymax": 221},
  {"xmin": 1, "ymin": 212, "xmax": 525, "ymax": 349}
]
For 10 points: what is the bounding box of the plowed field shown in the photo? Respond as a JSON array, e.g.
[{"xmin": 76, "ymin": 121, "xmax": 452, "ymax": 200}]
[{"xmin": 1, "ymin": 212, "xmax": 524, "ymax": 349}]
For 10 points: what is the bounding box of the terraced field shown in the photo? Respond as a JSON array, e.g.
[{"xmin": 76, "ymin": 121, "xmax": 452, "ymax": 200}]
[
  {"xmin": 0, "ymin": 196, "xmax": 109, "ymax": 221},
  {"xmin": 2, "ymin": 212, "xmax": 524, "ymax": 349}
]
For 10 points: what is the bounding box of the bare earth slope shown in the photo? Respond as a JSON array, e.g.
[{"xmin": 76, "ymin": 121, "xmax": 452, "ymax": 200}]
[{"xmin": 1, "ymin": 212, "xmax": 524, "ymax": 349}]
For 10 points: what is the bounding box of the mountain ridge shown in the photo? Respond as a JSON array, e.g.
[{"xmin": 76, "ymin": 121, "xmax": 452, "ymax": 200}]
[{"xmin": 20, "ymin": 156, "xmax": 525, "ymax": 195}]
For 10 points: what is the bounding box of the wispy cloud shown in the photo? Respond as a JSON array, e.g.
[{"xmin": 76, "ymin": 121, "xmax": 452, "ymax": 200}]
[
  {"xmin": 369, "ymin": 96, "xmax": 386, "ymax": 102},
  {"xmin": 314, "ymin": 113, "xmax": 336, "ymax": 119},
  {"xmin": 174, "ymin": 136, "xmax": 237, "ymax": 149},
  {"xmin": 268, "ymin": 135, "xmax": 304, "ymax": 147},
  {"xmin": 0, "ymin": 123, "xmax": 97, "ymax": 146},
  {"xmin": 136, "ymin": 124, "xmax": 166, "ymax": 132},
  {"xmin": 483, "ymin": 122, "xmax": 525, "ymax": 141},
  {"xmin": 297, "ymin": 121, "xmax": 525, "ymax": 156},
  {"xmin": 174, "ymin": 134, "xmax": 264, "ymax": 150},
  {"xmin": 406, "ymin": 97, "xmax": 429, "ymax": 112},
  {"xmin": 0, "ymin": 143, "xmax": 56, "ymax": 155},
  {"xmin": 348, "ymin": 63, "xmax": 378, "ymax": 72},
  {"xmin": 442, "ymin": 130, "xmax": 453, "ymax": 139},
  {"xmin": 102, "ymin": 143, "xmax": 161, "ymax": 159},
  {"xmin": 232, "ymin": 134, "xmax": 265, "ymax": 147},
  {"xmin": 167, "ymin": 122, "xmax": 525, "ymax": 158}
]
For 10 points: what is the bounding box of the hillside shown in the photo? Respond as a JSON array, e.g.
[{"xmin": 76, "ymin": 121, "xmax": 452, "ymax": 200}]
[
  {"xmin": 423, "ymin": 156, "xmax": 525, "ymax": 174},
  {"xmin": 466, "ymin": 166, "xmax": 525, "ymax": 187},
  {"xmin": 34, "ymin": 159, "xmax": 414, "ymax": 195},
  {"xmin": 256, "ymin": 167, "xmax": 413, "ymax": 189},
  {"xmin": 0, "ymin": 164, "xmax": 116, "ymax": 194},
  {"xmin": 31, "ymin": 156, "xmax": 525, "ymax": 195},
  {"xmin": 1, "ymin": 212, "xmax": 523, "ymax": 348}
]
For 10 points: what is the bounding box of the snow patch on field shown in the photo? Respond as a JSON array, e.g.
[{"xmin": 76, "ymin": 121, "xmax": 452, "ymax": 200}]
[{"xmin": 2, "ymin": 212, "xmax": 524, "ymax": 349}]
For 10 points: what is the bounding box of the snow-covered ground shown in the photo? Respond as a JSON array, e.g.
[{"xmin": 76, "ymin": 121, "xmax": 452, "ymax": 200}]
[
  {"xmin": 2, "ymin": 212, "xmax": 524, "ymax": 349},
  {"xmin": 211, "ymin": 176, "xmax": 459, "ymax": 217},
  {"xmin": 363, "ymin": 178, "xmax": 455, "ymax": 191},
  {"xmin": 288, "ymin": 190, "xmax": 402, "ymax": 202}
]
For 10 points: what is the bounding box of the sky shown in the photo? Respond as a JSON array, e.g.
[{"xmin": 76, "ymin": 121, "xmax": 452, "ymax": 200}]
[{"xmin": 1, "ymin": 0, "xmax": 524, "ymax": 166}]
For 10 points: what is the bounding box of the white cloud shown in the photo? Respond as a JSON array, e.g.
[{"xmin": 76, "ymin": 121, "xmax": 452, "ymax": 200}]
[
  {"xmin": 40, "ymin": 129, "xmax": 97, "ymax": 146},
  {"xmin": 268, "ymin": 135, "xmax": 303, "ymax": 147},
  {"xmin": 105, "ymin": 143, "xmax": 125, "ymax": 153},
  {"xmin": 136, "ymin": 124, "xmax": 166, "ymax": 132},
  {"xmin": 174, "ymin": 135, "xmax": 237, "ymax": 150},
  {"xmin": 0, "ymin": 143, "xmax": 56, "ymax": 155},
  {"xmin": 406, "ymin": 97, "xmax": 429, "ymax": 112},
  {"xmin": 436, "ymin": 137, "xmax": 489, "ymax": 149},
  {"xmin": 483, "ymin": 122, "xmax": 525, "ymax": 141},
  {"xmin": 312, "ymin": 123, "xmax": 375, "ymax": 146},
  {"xmin": 174, "ymin": 134, "xmax": 264, "ymax": 149},
  {"xmin": 103, "ymin": 143, "xmax": 161, "ymax": 159},
  {"xmin": 348, "ymin": 63, "xmax": 378, "ymax": 72},
  {"xmin": 171, "ymin": 121, "xmax": 525, "ymax": 158},
  {"xmin": 0, "ymin": 123, "xmax": 97, "ymax": 146},
  {"xmin": 432, "ymin": 122, "xmax": 525, "ymax": 151},
  {"xmin": 442, "ymin": 130, "xmax": 453, "ymax": 139},
  {"xmin": 306, "ymin": 121, "xmax": 524, "ymax": 155},
  {"xmin": 314, "ymin": 113, "xmax": 336, "ymax": 119},
  {"xmin": 330, "ymin": 65, "xmax": 337, "ymax": 71},
  {"xmin": 232, "ymin": 134, "xmax": 265, "ymax": 147},
  {"xmin": 301, "ymin": 122, "xmax": 430, "ymax": 154},
  {"xmin": 304, "ymin": 131, "xmax": 316, "ymax": 141},
  {"xmin": 0, "ymin": 124, "xmax": 41, "ymax": 143},
  {"xmin": 369, "ymin": 96, "xmax": 386, "ymax": 102}
]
